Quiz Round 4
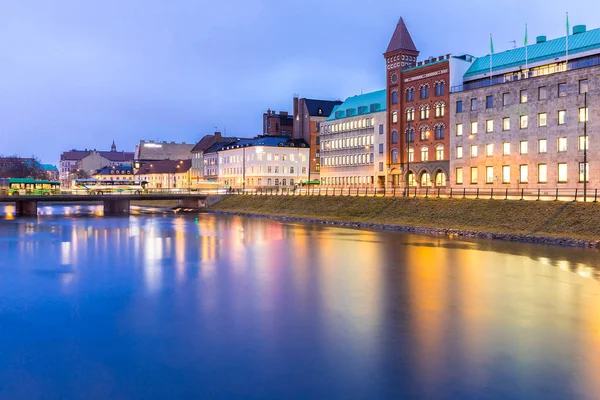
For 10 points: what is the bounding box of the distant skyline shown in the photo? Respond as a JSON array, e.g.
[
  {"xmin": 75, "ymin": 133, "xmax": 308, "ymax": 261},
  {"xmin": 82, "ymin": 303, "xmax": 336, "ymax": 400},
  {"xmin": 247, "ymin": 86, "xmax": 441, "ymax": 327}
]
[{"xmin": 1, "ymin": 0, "xmax": 598, "ymax": 164}]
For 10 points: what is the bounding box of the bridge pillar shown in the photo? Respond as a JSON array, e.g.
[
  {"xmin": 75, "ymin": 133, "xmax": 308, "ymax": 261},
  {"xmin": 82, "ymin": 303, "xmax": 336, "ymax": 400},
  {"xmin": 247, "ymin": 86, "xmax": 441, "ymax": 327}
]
[
  {"xmin": 15, "ymin": 200, "xmax": 38, "ymax": 216},
  {"xmin": 103, "ymin": 199, "xmax": 130, "ymax": 215}
]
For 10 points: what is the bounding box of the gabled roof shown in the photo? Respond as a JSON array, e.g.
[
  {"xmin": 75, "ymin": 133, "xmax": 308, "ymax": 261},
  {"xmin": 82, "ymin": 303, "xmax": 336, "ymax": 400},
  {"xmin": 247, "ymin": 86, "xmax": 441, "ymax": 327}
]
[
  {"xmin": 135, "ymin": 141, "xmax": 194, "ymax": 161},
  {"xmin": 464, "ymin": 27, "xmax": 600, "ymax": 79},
  {"xmin": 203, "ymin": 138, "xmax": 240, "ymax": 155},
  {"xmin": 304, "ymin": 99, "xmax": 343, "ymax": 117},
  {"xmin": 386, "ymin": 17, "xmax": 418, "ymax": 54},
  {"xmin": 191, "ymin": 134, "xmax": 227, "ymax": 153},
  {"xmin": 325, "ymin": 90, "xmax": 386, "ymax": 121},
  {"xmin": 135, "ymin": 159, "xmax": 191, "ymax": 175},
  {"xmin": 220, "ymin": 136, "xmax": 309, "ymax": 151}
]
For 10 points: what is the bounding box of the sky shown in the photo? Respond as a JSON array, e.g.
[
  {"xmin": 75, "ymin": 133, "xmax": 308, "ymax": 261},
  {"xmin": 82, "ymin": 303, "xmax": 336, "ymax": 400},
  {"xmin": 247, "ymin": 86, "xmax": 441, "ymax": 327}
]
[{"xmin": 1, "ymin": 0, "xmax": 598, "ymax": 164}]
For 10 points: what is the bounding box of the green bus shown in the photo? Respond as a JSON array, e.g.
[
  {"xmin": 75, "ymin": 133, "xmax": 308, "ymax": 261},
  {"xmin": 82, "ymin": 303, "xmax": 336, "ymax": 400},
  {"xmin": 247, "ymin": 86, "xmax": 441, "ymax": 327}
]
[{"xmin": 0, "ymin": 178, "xmax": 61, "ymax": 196}]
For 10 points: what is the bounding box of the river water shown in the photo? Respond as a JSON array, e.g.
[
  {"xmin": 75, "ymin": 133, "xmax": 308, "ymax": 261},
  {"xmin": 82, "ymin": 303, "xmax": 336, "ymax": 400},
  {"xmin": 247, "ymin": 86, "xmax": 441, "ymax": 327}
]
[{"xmin": 1, "ymin": 205, "xmax": 599, "ymax": 399}]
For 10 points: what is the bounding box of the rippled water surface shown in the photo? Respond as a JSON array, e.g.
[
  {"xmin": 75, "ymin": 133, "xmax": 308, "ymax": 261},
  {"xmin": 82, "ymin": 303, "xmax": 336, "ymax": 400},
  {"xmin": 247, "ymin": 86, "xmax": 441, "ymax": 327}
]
[{"xmin": 1, "ymin": 205, "xmax": 599, "ymax": 399}]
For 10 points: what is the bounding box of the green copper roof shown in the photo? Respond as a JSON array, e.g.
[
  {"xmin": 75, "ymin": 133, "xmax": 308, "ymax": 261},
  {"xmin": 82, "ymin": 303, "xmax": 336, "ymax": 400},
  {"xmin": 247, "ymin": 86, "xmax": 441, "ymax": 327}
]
[
  {"xmin": 465, "ymin": 27, "xmax": 600, "ymax": 79},
  {"xmin": 325, "ymin": 89, "xmax": 386, "ymax": 121}
]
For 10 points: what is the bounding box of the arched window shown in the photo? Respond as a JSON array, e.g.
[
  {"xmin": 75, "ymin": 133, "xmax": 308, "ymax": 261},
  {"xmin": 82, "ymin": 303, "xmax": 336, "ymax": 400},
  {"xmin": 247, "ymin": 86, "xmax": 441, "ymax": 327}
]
[
  {"xmin": 421, "ymin": 172, "xmax": 431, "ymax": 187},
  {"xmin": 435, "ymin": 171, "xmax": 447, "ymax": 186},
  {"xmin": 435, "ymin": 81, "xmax": 446, "ymax": 96},
  {"xmin": 392, "ymin": 91, "xmax": 398, "ymax": 104},
  {"xmin": 405, "ymin": 87, "xmax": 415, "ymax": 102},
  {"xmin": 392, "ymin": 130, "xmax": 398, "ymax": 144},
  {"xmin": 392, "ymin": 149, "xmax": 399, "ymax": 163},
  {"xmin": 420, "ymin": 104, "xmax": 430, "ymax": 120},
  {"xmin": 420, "ymin": 84, "xmax": 429, "ymax": 99},
  {"xmin": 406, "ymin": 107, "xmax": 415, "ymax": 122},
  {"xmin": 392, "ymin": 111, "xmax": 398, "ymax": 123},
  {"xmin": 434, "ymin": 124, "xmax": 445, "ymax": 139},
  {"xmin": 435, "ymin": 102, "xmax": 445, "ymax": 117},
  {"xmin": 421, "ymin": 146, "xmax": 429, "ymax": 162},
  {"xmin": 408, "ymin": 147, "xmax": 414, "ymax": 162},
  {"xmin": 435, "ymin": 145, "xmax": 444, "ymax": 160},
  {"xmin": 419, "ymin": 125, "xmax": 430, "ymax": 141}
]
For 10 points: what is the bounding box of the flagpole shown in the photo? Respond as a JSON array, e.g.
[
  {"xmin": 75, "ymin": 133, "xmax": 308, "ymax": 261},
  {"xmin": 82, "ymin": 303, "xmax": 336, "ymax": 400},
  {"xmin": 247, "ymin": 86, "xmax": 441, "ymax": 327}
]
[
  {"xmin": 566, "ymin": 12, "xmax": 569, "ymax": 69},
  {"xmin": 525, "ymin": 24, "xmax": 528, "ymax": 75},
  {"xmin": 490, "ymin": 34, "xmax": 493, "ymax": 83}
]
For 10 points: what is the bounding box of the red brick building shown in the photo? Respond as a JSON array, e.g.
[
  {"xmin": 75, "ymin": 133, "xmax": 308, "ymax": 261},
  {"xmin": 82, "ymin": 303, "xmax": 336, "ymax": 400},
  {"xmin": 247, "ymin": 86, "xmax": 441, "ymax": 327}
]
[
  {"xmin": 384, "ymin": 18, "xmax": 419, "ymax": 187},
  {"xmin": 384, "ymin": 17, "xmax": 472, "ymax": 187},
  {"xmin": 262, "ymin": 109, "xmax": 294, "ymax": 137}
]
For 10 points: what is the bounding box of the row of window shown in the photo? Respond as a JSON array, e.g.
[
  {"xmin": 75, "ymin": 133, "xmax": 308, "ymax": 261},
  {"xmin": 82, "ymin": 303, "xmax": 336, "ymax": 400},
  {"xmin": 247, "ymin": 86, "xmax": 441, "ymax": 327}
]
[
  {"xmin": 321, "ymin": 135, "xmax": 375, "ymax": 151},
  {"xmin": 455, "ymin": 163, "xmax": 589, "ymax": 185},
  {"xmin": 220, "ymin": 166, "xmax": 307, "ymax": 176},
  {"xmin": 405, "ymin": 124, "xmax": 446, "ymax": 142},
  {"xmin": 321, "ymin": 153, "xmax": 375, "ymax": 167},
  {"xmin": 219, "ymin": 153, "xmax": 306, "ymax": 164},
  {"xmin": 244, "ymin": 178, "xmax": 296, "ymax": 187},
  {"xmin": 321, "ymin": 176, "xmax": 376, "ymax": 186},
  {"xmin": 321, "ymin": 118, "xmax": 376, "ymax": 134},
  {"xmin": 456, "ymin": 137, "xmax": 589, "ymax": 159},
  {"xmin": 456, "ymin": 79, "xmax": 589, "ymax": 112},
  {"xmin": 390, "ymin": 145, "xmax": 445, "ymax": 164},
  {"xmin": 456, "ymin": 108, "xmax": 588, "ymax": 135},
  {"xmin": 404, "ymin": 103, "xmax": 446, "ymax": 122},
  {"xmin": 403, "ymin": 81, "xmax": 446, "ymax": 102}
]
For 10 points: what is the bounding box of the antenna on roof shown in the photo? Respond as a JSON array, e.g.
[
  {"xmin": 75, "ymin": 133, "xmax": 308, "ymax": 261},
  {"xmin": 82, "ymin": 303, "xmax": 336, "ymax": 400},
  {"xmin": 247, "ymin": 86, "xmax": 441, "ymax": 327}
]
[{"xmin": 509, "ymin": 40, "xmax": 516, "ymax": 49}]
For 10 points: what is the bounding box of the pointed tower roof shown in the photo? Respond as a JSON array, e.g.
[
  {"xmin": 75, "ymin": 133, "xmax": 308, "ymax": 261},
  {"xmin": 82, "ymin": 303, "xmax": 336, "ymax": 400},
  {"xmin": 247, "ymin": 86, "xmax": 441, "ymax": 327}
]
[
  {"xmin": 386, "ymin": 17, "xmax": 417, "ymax": 54},
  {"xmin": 111, "ymin": 140, "xmax": 116, "ymax": 152}
]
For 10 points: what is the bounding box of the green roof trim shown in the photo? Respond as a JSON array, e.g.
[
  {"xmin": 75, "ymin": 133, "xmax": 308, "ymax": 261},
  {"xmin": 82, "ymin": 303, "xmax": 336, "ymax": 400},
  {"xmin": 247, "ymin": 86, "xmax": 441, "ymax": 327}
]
[
  {"xmin": 465, "ymin": 27, "xmax": 600, "ymax": 79},
  {"xmin": 325, "ymin": 89, "xmax": 386, "ymax": 121}
]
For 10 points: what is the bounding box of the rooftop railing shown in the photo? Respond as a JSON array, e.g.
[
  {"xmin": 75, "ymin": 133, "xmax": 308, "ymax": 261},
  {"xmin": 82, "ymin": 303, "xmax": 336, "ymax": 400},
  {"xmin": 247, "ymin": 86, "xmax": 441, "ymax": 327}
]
[{"xmin": 451, "ymin": 54, "xmax": 600, "ymax": 93}]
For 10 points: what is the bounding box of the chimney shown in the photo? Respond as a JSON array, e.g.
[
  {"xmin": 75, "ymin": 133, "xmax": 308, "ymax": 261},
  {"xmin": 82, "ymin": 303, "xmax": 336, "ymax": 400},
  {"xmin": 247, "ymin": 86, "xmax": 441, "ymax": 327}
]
[
  {"xmin": 446, "ymin": 53, "xmax": 451, "ymax": 59},
  {"xmin": 417, "ymin": 61, "xmax": 422, "ymax": 66},
  {"xmin": 214, "ymin": 131, "xmax": 222, "ymax": 138}
]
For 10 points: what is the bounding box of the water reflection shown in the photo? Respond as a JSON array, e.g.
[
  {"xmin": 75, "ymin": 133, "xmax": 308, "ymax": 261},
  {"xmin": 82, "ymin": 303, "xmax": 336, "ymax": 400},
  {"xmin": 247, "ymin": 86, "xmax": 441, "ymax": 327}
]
[{"xmin": 0, "ymin": 211, "xmax": 599, "ymax": 399}]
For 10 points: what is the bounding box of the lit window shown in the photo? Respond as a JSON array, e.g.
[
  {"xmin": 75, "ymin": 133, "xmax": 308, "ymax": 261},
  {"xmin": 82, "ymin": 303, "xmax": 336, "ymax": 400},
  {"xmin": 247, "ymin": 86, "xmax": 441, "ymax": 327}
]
[
  {"xmin": 391, "ymin": 149, "xmax": 399, "ymax": 163},
  {"xmin": 470, "ymin": 121, "xmax": 478, "ymax": 134},
  {"xmin": 456, "ymin": 146, "xmax": 463, "ymax": 159},
  {"xmin": 520, "ymin": 89, "xmax": 528, "ymax": 103},
  {"xmin": 486, "ymin": 119, "xmax": 494, "ymax": 132},
  {"xmin": 408, "ymin": 147, "xmax": 414, "ymax": 162},
  {"xmin": 435, "ymin": 145, "xmax": 444, "ymax": 161},
  {"xmin": 502, "ymin": 117, "xmax": 510, "ymax": 131},
  {"xmin": 435, "ymin": 103, "xmax": 445, "ymax": 117},
  {"xmin": 470, "ymin": 167, "xmax": 478, "ymax": 184},
  {"xmin": 579, "ymin": 107, "xmax": 589, "ymax": 122},
  {"xmin": 456, "ymin": 167, "xmax": 463, "ymax": 184},
  {"xmin": 538, "ymin": 86, "xmax": 547, "ymax": 100},
  {"xmin": 558, "ymin": 110, "xmax": 566, "ymax": 125},
  {"xmin": 520, "ymin": 141, "xmax": 528, "ymax": 155},
  {"xmin": 579, "ymin": 136, "xmax": 589, "ymax": 151},
  {"xmin": 538, "ymin": 113, "xmax": 547, "ymax": 127},
  {"xmin": 406, "ymin": 108, "xmax": 415, "ymax": 122},
  {"xmin": 486, "ymin": 166, "xmax": 494, "ymax": 183},
  {"xmin": 421, "ymin": 147, "xmax": 429, "ymax": 162},
  {"xmin": 558, "ymin": 137, "xmax": 567, "ymax": 152},
  {"xmin": 520, "ymin": 115, "xmax": 528, "ymax": 129},
  {"xmin": 470, "ymin": 145, "xmax": 478, "ymax": 158},
  {"xmin": 538, "ymin": 139, "xmax": 547, "ymax": 153},
  {"xmin": 520, "ymin": 165, "xmax": 529, "ymax": 183},
  {"xmin": 538, "ymin": 164, "xmax": 548, "ymax": 183},
  {"xmin": 579, "ymin": 162, "xmax": 590, "ymax": 182},
  {"xmin": 392, "ymin": 111, "xmax": 398, "ymax": 123},
  {"xmin": 502, "ymin": 165, "xmax": 510, "ymax": 183},
  {"xmin": 456, "ymin": 123, "xmax": 463, "ymax": 136},
  {"xmin": 579, "ymin": 79, "xmax": 588, "ymax": 94},
  {"xmin": 486, "ymin": 143, "xmax": 494, "ymax": 157},
  {"xmin": 558, "ymin": 163, "xmax": 568, "ymax": 183},
  {"xmin": 502, "ymin": 142, "xmax": 510, "ymax": 156},
  {"xmin": 420, "ymin": 106, "xmax": 430, "ymax": 120}
]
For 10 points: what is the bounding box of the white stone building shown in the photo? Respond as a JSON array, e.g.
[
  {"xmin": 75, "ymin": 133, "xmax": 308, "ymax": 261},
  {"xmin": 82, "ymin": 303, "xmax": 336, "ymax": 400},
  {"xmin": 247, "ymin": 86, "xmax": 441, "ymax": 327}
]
[{"xmin": 319, "ymin": 89, "xmax": 388, "ymax": 187}]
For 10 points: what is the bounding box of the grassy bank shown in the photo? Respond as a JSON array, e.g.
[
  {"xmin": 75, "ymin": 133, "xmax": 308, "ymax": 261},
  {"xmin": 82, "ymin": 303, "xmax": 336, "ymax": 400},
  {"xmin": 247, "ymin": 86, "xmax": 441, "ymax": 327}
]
[{"xmin": 209, "ymin": 195, "xmax": 600, "ymax": 241}]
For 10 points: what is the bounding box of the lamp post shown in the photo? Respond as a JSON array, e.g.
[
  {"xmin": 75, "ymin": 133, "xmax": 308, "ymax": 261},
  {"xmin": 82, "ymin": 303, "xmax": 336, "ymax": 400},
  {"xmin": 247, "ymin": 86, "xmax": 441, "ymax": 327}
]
[{"xmin": 583, "ymin": 91, "xmax": 588, "ymax": 201}]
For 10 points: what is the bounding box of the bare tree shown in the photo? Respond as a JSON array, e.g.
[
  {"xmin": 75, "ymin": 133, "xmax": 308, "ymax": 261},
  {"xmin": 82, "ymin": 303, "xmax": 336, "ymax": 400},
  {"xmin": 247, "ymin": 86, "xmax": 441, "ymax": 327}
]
[{"xmin": 0, "ymin": 155, "xmax": 46, "ymax": 179}]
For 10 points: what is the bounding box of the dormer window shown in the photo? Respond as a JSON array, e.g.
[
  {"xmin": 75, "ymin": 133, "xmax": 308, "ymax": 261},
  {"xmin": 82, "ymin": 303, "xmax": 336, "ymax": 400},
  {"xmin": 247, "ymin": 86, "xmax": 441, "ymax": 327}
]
[{"xmin": 318, "ymin": 108, "xmax": 323, "ymax": 115}]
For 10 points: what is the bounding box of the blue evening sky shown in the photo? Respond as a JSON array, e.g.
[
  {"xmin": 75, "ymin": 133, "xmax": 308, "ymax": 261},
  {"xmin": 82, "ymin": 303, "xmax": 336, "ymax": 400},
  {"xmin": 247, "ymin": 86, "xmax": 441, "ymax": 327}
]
[{"xmin": 1, "ymin": 0, "xmax": 597, "ymax": 164}]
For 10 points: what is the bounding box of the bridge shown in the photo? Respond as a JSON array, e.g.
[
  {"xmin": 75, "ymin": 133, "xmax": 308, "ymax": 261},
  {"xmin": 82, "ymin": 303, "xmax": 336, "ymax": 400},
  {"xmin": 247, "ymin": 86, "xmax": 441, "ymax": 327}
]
[{"xmin": 0, "ymin": 193, "xmax": 225, "ymax": 216}]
